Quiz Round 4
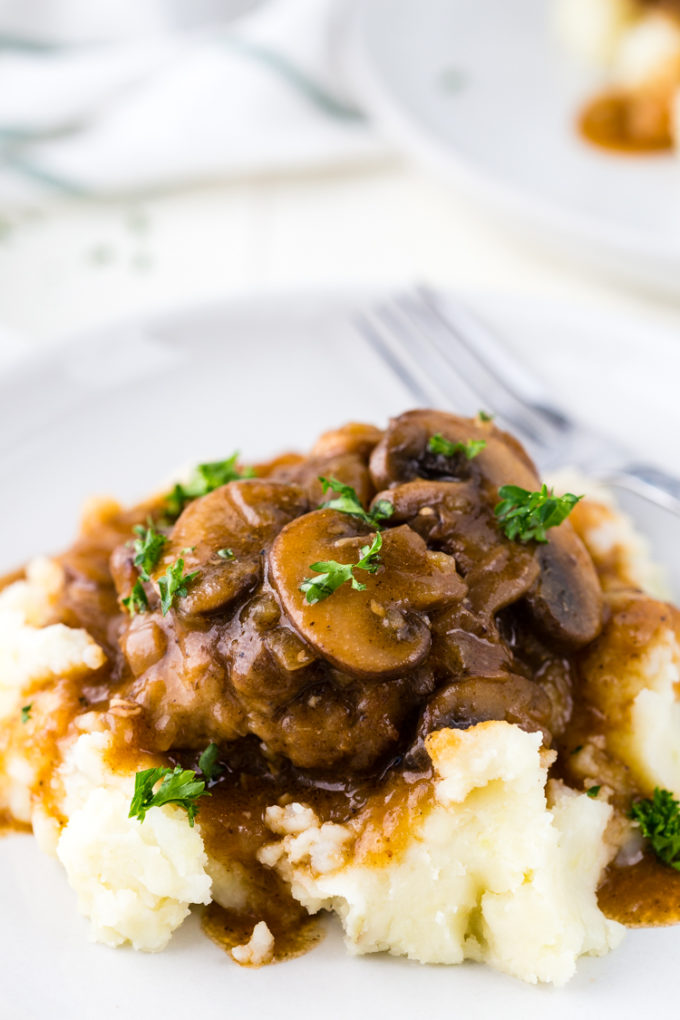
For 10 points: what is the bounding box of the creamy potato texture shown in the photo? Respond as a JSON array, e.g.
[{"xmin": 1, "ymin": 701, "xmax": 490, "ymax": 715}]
[{"xmin": 260, "ymin": 722, "xmax": 623, "ymax": 986}]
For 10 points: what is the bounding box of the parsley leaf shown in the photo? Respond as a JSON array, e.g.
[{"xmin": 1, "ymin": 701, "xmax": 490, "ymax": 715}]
[
  {"xmin": 319, "ymin": 476, "xmax": 394, "ymax": 529},
  {"xmin": 198, "ymin": 742, "xmax": 224, "ymax": 782},
  {"xmin": 122, "ymin": 578, "xmax": 149, "ymax": 616},
  {"xmin": 495, "ymin": 484, "xmax": 582, "ymax": 543},
  {"xmin": 428, "ymin": 433, "xmax": 487, "ymax": 460},
  {"xmin": 217, "ymin": 548, "xmax": 234, "ymax": 560},
  {"xmin": 131, "ymin": 521, "xmax": 167, "ymax": 580},
  {"xmin": 128, "ymin": 765, "xmax": 209, "ymax": 827},
  {"xmin": 478, "ymin": 410, "xmax": 494, "ymax": 422},
  {"xmin": 586, "ymin": 786, "xmax": 601, "ymax": 798},
  {"xmin": 20, "ymin": 703, "xmax": 32, "ymax": 724},
  {"xmin": 300, "ymin": 531, "xmax": 383, "ymax": 605},
  {"xmin": 630, "ymin": 788, "xmax": 680, "ymax": 870},
  {"xmin": 157, "ymin": 558, "xmax": 200, "ymax": 615},
  {"xmin": 165, "ymin": 453, "xmax": 256, "ymax": 516}
]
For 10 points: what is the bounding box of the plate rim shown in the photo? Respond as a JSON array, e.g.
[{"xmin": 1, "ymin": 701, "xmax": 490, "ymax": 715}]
[{"xmin": 348, "ymin": 0, "xmax": 680, "ymax": 290}]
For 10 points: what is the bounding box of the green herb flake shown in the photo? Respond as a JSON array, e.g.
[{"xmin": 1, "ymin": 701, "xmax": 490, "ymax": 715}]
[
  {"xmin": 128, "ymin": 765, "xmax": 209, "ymax": 827},
  {"xmin": 586, "ymin": 786, "xmax": 601, "ymax": 798},
  {"xmin": 570, "ymin": 745, "xmax": 583, "ymax": 756},
  {"xmin": 217, "ymin": 548, "xmax": 235, "ymax": 560},
  {"xmin": 629, "ymin": 787, "xmax": 680, "ymax": 870},
  {"xmin": 478, "ymin": 410, "xmax": 494, "ymax": 422},
  {"xmin": 122, "ymin": 579, "xmax": 149, "ymax": 616},
  {"xmin": 20, "ymin": 704, "xmax": 32, "ymax": 724},
  {"xmin": 300, "ymin": 531, "xmax": 383, "ymax": 605},
  {"xmin": 428, "ymin": 433, "xmax": 487, "ymax": 460},
  {"xmin": 198, "ymin": 743, "xmax": 224, "ymax": 782},
  {"xmin": 157, "ymin": 558, "xmax": 200, "ymax": 616},
  {"xmin": 319, "ymin": 476, "xmax": 393, "ymax": 529},
  {"xmin": 131, "ymin": 521, "xmax": 167, "ymax": 580},
  {"xmin": 495, "ymin": 484, "xmax": 582, "ymax": 544},
  {"xmin": 165, "ymin": 453, "xmax": 256, "ymax": 516}
]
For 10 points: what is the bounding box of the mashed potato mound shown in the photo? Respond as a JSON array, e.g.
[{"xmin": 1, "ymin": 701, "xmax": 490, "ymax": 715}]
[
  {"xmin": 578, "ymin": 595, "xmax": 680, "ymax": 798},
  {"xmin": 56, "ymin": 732, "xmax": 212, "ymax": 952},
  {"xmin": 259, "ymin": 722, "xmax": 624, "ymax": 986},
  {"xmin": 0, "ymin": 558, "xmax": 104, "ymax": 719}
]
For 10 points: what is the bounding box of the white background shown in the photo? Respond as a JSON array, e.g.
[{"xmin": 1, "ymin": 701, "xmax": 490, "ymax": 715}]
[{"xmin": 1, "ymin": 156, "xmax": 680, "ymax": 358}]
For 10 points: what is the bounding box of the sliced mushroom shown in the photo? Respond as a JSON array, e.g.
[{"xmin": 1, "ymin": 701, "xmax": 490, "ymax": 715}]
[
  {"xmin": 464, "ymin": 544, "xmax": 540, "ymax": 619},
  {"xmin": 415, "ymin": 673, "xmax": 554, "ymax": 747},
  {"xmin": 310, "ymin": 421, "xmax": 384, "ymax": 460},
  {"xmin": 526, "ymin": 524, "xmax": 604, "ymax": 648},
  {"xmin": 369, "ymin": 409, "xmax": 536, "ymax": 492},
  {"xmin": 268, "ymin": 451, "xmax": 374, "ymax": 506},
  {"xmin": 371, "ymin": 479, "xmax": 538, "ymax": 593},
  {"xmin": 370, "ymin": 415, "xmax": 604, "ymax": 649},
  {"xmin": 164, "ymin": 479, "xmax": 308, "ymax": 615},
  {"xmin": 268, "ymin": 509, "xmax": 465, "ymax": 679}
]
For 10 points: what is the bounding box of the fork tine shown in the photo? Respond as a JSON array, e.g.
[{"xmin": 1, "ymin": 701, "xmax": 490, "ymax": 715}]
[
  {"xmin": 355, "ymin": 289, "xmax": 570, "ymax": 464},
  {"xmin": 356, "ymin": 310, "xmax": 436, "ymax": 408},
  {"xmin": 410, "ymin": 287, "xmax": 573, "ymax": 438}
]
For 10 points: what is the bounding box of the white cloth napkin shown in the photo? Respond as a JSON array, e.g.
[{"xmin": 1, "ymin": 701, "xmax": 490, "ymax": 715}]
[{"xmin": 0, "ymin": 0, "xmax": 384, "ymax": 202}]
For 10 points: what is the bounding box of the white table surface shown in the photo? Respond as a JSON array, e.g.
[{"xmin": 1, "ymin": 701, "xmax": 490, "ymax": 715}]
[{"xmin": 0, "ymin": 157, "xmax": 679, "ymax": 358}]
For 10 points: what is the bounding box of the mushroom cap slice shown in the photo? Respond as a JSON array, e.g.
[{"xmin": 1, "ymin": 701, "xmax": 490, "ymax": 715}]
[
  {"xmin": 311, "ymin": 422, "xmax": 384, "ymax": 460},
  {"xmin": 416, "ymin": 673, "xmax": 554, "ymax": 747},
  {"xmin": 527, "ymin": 525, "xmax": 604, "ymax": 648},
  {"xmin": 268, "ymin": 509, "xmax": 466, "ymax": 679},
  {"xmin": 369, "ymin": 409, "xmax": 535, "ymax": 492},
  {"xmin": 164, "ymin": 479, "xmax": 308, "ymax": 614}
]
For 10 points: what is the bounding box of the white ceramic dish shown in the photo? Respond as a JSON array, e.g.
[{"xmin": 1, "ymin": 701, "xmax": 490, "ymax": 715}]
[
  {"xmin": 1, "ymin": 290, "xmax": 679, "ymax": 1019},
  {"xmin": 349, "ymin": 0, "xmax": 680, "ymax": 295}
]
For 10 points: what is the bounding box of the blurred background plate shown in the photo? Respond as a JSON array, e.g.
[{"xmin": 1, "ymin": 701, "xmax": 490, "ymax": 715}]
[
  {"xmin": 349, "ymin": 0, "xmax": 680, "ymax": 295},
  {"xmin": 1, "ymin": 287, "xmax": 679, "ymax": 1018}
]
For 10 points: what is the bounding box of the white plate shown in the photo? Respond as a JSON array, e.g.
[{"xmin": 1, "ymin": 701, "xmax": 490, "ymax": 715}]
[
  {"xmin": 349, "ymin": 0, "xmax": 680, "ymax": 295},
  {"xmin": 1, "ymin": 290, "xmax": 680, "ymax": 1019}
]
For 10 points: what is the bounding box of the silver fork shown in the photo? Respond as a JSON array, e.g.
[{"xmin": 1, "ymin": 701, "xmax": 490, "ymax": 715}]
[{"xmin": 357, "ymin": 286, "xmax": 680, "ymax": 594}]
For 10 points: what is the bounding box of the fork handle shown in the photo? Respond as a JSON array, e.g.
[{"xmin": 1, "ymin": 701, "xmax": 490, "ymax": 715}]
[{"xmin": 612, "ymin": 463, "xmax": 680, "ymax": 513}]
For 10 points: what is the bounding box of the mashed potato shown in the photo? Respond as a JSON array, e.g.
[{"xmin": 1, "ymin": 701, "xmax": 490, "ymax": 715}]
[
  {"xmin": 577, "ymin": 595, "xmax": 680, "ymax": 797},
  {"xmin": 56, "ymin": 732, "xmax": 212, "ymax": 951},
  {"xmin": 259, "ymin": 722, "xmax": 623, "ymax": 986}
]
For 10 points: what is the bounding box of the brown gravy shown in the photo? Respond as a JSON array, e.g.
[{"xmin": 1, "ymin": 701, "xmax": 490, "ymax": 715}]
[
  {"xmin": 599, "ymin": 854, "xmax": 680, "ymax": 926},
  {"xmin": 579, "ymin": 91, "xmax": 673, "ymax": 154},
  {"xmin": 202, "ymin": 903, "xmax": 323, "ymax": 965}
]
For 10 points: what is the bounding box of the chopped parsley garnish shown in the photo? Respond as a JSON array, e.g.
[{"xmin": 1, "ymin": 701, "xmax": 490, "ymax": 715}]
[
  {"xmin": 629, "ymin": 787, "xmax": 680, "ymax": 870},
  {"xmin": 165, "ymin": 453, "xmax": 256, "ymax": 516},
  {"xmin": 586, "ymin": 786, "xmax": 601, "ymax": 798},
  {"xmin": 319, "ymin": 476, "xmax": 393, "ymax": 529},
  {"xmin": 300, "ymin": 532, "xmax": 382, "ymax": 605},
  {"xmin": 20, "ymin": 704, "xmax": 32, "ymax": 724},
  {"xmin": 128, "ymin": 766, "xmax": 209, "ymax": 827},
  {"xmin": 217, "ymin": 548, "xmax": 235, "ymax": 560},
  {"xmin": 157, "ymin": 558, "xmax": 200, "ymax": 615},
  {"xmin": 122, "ymin": 579, "xmax": 149, "ymax": 616},
  {"xmin": 478, "ymin": 410, "xmax": 494, "ymax": 422},
  {"xmin": 428, "ymin": 433, "xmax": 486, "ymax": 460},
  {"xmin": 494, "ymin": 484, "xmax": 582, "ymax": 544},
  {"xmin": 131, "ymin": 522, "xmax": 167, "ymax": 580},
  {"xmin": 198, "ymin": 742, "xmax": 224, "ymax": 782}
]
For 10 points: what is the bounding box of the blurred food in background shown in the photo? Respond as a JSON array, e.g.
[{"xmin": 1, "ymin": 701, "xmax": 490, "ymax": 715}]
[{"xmin": 556, "ymin": 0, "xmax": 680, "ymax": 152}]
